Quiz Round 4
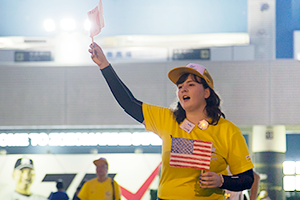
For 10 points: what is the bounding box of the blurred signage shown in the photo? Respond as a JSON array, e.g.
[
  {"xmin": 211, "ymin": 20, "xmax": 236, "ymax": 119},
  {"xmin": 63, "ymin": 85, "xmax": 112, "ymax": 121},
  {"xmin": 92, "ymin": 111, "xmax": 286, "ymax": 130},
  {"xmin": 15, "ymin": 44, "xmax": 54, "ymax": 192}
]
[
  {"xmin": 104, "ymin": 47, "xmax": 168, "ymax": 62},
  {"xmin": 172, "ymin": 48, "xmax": 210, "ymax": 60},
  {"xmin": 14, "ymin": 51, "xmax": 52, "ymax": 62},
  {"xmin": 0, "ymin": 132, "xmax": 162, "ymax": 147}
]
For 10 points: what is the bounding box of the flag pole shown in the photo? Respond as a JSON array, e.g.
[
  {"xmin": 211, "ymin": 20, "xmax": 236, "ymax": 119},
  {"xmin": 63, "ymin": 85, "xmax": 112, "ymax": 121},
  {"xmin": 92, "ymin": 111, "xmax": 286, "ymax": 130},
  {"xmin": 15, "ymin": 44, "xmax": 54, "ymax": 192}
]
[
  {"xmin": 200, "ymin": 169, "xmax": 203, "ymax": 187},
  {"xmin": 92, "ymin": 37, "xmax": 95, "ymax": 55}
]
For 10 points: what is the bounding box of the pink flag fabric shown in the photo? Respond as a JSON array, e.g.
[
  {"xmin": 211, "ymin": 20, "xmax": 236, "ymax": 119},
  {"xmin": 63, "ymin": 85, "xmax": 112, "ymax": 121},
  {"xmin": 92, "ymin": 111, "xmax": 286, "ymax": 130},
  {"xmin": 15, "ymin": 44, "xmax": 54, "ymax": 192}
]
[
  {"xmin": 87, "ymin": 0, "xmax": 105, "ymax": 38},
  {"xmin": 169, "ymin": 137, "xmax": 212, "ymax": 171}
]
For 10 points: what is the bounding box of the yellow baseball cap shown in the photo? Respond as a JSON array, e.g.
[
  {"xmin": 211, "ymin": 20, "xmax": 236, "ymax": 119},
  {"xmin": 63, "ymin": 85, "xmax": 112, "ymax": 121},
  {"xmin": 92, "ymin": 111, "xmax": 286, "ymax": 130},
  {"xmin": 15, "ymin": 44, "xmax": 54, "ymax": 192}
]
[
  {"xmin": 93, "ymin": 157, "xmax": 108, "ymax": 167},
  {"xmin": 168, "ymin": 63, "xmax": 214, "ymax": 89}
]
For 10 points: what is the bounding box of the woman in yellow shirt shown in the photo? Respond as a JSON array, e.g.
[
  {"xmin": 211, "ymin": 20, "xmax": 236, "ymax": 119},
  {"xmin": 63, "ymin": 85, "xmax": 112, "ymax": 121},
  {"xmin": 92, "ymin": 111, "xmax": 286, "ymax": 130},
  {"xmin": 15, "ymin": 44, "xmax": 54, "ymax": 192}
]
[{"xmin": 88, "ymin": 42, "xmax": 254, "ymax": 200}]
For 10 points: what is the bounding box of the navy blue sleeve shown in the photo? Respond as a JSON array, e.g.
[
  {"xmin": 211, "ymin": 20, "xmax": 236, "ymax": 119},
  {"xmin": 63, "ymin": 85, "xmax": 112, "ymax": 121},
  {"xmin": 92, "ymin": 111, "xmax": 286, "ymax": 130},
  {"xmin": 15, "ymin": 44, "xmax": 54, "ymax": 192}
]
[
  {"xmin": 100, "ymin": 64, "xmax": 144, "ymax": 123},
  {"xmin": 220, "ymin": 169, "xmax": 254, "ymax": 191}
]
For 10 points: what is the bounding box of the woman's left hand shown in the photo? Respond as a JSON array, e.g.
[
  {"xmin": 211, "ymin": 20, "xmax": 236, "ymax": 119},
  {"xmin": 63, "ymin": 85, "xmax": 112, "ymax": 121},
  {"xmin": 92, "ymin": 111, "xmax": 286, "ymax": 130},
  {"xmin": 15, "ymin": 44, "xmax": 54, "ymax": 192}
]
[{"xmin": 199, "ymin": 172, "xmax": 223, "ymax": 188}]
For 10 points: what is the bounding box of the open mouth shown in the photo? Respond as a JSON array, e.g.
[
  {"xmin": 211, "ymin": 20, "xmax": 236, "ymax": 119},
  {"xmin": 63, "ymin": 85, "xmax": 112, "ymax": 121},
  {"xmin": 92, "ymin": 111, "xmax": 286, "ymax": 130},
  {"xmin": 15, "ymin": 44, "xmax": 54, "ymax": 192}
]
[{"xmin": 183, "ymin": 96, "xmax": 190, "ymax": 100}]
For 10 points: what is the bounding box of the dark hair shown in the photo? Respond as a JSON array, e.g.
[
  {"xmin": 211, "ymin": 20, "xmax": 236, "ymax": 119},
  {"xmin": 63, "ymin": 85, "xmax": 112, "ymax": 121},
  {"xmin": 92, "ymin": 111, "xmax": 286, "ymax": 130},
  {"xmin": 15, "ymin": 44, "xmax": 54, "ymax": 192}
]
[
  {"xmin": 56, "ymin": 180, "xmax": 64, "ymax": 190},
  {"xmin": 172, "ymin": 73, "xmax": 225, "ymax": 125}
]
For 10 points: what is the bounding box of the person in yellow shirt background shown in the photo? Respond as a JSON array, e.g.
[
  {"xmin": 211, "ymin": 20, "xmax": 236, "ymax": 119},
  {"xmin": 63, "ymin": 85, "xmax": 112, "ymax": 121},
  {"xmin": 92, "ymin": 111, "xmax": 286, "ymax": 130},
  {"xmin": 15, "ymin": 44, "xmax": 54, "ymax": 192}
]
[{"xmin": 78, "ymin": 158, "xmax": 121, "ymax": 200}]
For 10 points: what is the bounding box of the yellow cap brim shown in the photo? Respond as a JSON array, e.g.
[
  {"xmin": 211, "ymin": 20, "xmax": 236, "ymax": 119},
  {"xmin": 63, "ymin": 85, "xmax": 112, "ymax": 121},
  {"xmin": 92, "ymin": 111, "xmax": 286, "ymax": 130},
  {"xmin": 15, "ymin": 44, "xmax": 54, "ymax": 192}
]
[
  {"xmin": 168, "ymin": 66, "xmax": 214, "ymax": 89},
  {"xmin": 168, "ymin": 66, "xmax": 205, "ymax": 85},
  {"xmin": 93, "ymin": 158, "xmax": 108, "ymax": 166}
]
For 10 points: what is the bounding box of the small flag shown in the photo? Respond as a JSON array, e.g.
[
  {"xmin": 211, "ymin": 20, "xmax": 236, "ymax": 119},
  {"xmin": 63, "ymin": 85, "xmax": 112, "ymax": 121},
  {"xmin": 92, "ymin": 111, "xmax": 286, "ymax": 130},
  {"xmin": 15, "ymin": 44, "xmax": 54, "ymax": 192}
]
[
  {"xmin": 169, "ymin": 137, "xmax": 212, "ymax": 171},
  {"xmin": 87, "ymin": 0, "xmax": 105, "ymax": 38}
]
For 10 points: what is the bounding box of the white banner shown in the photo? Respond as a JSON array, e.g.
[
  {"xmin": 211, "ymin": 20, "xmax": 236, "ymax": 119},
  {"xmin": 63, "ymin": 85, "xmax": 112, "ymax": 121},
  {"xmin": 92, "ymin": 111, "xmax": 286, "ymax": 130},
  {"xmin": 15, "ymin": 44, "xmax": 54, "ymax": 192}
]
[{"xmin": 0, "ymin": 154, "xmax": 162, "ymax": 200}]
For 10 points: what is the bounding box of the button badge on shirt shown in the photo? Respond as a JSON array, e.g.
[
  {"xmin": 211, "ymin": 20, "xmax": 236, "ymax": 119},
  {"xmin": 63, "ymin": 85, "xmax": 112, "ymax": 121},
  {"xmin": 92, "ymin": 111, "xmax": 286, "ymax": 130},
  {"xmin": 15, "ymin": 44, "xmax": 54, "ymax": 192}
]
[
  {"xmin": 179, "ymin": 119, "xmax": 195, "ymax": 133},
  {"xmin": 198, "ymin": 119, "xmax": 209, "ymax": 130}
]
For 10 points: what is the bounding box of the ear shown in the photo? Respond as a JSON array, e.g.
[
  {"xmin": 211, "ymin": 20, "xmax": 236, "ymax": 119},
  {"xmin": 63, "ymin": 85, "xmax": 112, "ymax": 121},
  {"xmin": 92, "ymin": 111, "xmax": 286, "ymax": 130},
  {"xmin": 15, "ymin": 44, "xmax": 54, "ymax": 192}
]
[{"xmin": 204, "ymin": 88, "xmax": 210, "ymax": 99}]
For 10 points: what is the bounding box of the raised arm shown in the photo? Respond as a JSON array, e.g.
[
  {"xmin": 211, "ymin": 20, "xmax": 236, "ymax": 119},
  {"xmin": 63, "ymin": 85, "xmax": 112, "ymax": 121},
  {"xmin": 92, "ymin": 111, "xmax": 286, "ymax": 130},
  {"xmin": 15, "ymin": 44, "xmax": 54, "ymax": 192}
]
[
  {"xmin": 89, "ymin": 42, "xmax": 144, "ymax": 123},
  {"xmin": 88, "ymin": 42, "xmax": 110, "ymax": 70}
]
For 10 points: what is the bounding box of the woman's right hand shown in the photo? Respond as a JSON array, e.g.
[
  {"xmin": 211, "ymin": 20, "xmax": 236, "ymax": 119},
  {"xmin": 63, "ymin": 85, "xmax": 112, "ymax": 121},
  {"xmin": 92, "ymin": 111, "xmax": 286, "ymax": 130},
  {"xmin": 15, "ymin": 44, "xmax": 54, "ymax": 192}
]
[
  {"xmin": 88, "ymin": 42, "xmax": 110, "ymax": 69},
  {"xmin": 199, "ymin": 172, "xmax": 223, "ymax": 188}
]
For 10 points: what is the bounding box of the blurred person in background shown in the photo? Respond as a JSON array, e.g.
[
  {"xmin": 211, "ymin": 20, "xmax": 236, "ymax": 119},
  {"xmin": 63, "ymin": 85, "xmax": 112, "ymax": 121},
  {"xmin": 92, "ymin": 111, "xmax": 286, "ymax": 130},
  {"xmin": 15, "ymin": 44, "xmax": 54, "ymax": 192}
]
[
  {"xmin": 48, "ymin": 179, "xmax": 69, "ymax": 200},
  {"xmin": 10, "ymin": 157, "xmax": 47, "ymax": 200},
  {"xmin": 78, "ymin": 158, "xmax": 121, "ymax": 200}
]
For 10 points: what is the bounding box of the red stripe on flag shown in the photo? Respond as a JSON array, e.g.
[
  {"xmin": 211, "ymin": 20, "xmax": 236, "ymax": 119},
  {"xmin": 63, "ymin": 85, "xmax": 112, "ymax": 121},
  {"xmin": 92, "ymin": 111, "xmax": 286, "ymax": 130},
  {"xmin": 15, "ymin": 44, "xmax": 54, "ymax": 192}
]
[
  {"xmin": 170, "ymin": 159, "xmax": 211, "ymax": 167},
  {"xmin": 192, "ymin": 152, "xmax": 211, "ymax": 158},
  {"xmin": 169, "ymin": 163, "xmax": 210, "ymax": 170},
  {"xmin": 193, "ymin": 150, "xmax": 212, "ymax": 154},
  {"xmin": 194, "ymin": 143, "xmax": 212, "ymax": 148},
  {"xmin": 195, "ymin": 140, "xmax": 213, "ymax": 145}
]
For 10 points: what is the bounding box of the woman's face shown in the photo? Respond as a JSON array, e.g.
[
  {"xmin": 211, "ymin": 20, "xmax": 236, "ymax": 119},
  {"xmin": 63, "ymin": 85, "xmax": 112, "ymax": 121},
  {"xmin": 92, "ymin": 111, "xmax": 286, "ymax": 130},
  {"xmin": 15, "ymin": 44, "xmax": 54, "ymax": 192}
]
[{"xmin": 177, "ymin": 74, "xmax": 210, "ymax": 113}]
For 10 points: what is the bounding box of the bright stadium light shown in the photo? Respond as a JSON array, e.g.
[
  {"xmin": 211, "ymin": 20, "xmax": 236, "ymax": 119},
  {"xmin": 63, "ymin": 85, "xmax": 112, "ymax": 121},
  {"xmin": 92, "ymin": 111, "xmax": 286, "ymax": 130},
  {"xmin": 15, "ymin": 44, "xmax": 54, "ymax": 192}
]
[
  {"xmin": 296, "ymin": 161, "xmax": 300, "ymax": 174},
  {"xmin": 84, "ymin": 19, "xmax": 91, "ymax": 31},
  {"xmin": 61, "ymin": 18, "xmax": 76, "ymax": 31},
  {"xmin": 283, "ymin": 161, "xmax": 296, "ymax": 175},
  {"xmin": 296, "ymin": 175, "xmax": 300, "ymax": 191},
  {"xmin": 284, "ymin": 176, "xmax": 296, "ymax": 191},
  {"xmin": 44, "ymin": 19, "xmax": 56, "ymax": 32}
]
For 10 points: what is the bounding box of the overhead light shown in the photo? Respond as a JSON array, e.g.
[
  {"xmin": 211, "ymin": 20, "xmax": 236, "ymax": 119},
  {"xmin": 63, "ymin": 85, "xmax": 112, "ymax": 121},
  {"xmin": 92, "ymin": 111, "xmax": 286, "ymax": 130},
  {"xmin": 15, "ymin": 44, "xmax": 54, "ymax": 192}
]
[
  {"xmin": 283, "ymin": 161, "xmax": 296, "ymax": 175},
  {"xmin": 44, "ymin": 19, "xmax": 56, "ymax": 32},
  {"xmin": 84, "ymin": 19, "xmax": 91, "ymax": 32},
  {"xmin": 284, "ymin": 176, "xmax": 296, "ymax": 191},
  {"xmin": 297, "ymin": 175, "xmax": 300, "ymax": 191},
  {"xmin": 60, "ymin": 18, "xmax": 76, "ymax": 31},
  {"xmin": 296, "ymin": 161, "xmax": 300, "ymax": 174},
  {"xmin": 102, "ymin": 33, "xmax": 250, "ymax": 48}
]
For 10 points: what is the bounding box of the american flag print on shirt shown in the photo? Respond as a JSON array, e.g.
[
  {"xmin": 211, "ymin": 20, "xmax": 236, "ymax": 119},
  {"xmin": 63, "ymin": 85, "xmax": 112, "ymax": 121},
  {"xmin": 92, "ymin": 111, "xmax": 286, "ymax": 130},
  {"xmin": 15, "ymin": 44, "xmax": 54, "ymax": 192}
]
[{"xmin": 169, "ymin": 137, "xmax": 213, "ymax": 171}]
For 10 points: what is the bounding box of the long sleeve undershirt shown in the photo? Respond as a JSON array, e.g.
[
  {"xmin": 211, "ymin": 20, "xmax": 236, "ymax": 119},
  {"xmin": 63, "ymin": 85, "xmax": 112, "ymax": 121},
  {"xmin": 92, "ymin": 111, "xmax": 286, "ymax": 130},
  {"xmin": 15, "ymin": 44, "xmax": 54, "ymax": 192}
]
[{"xmin": 101, "ymin": 64, "xmax": 144, "ymax": 123}]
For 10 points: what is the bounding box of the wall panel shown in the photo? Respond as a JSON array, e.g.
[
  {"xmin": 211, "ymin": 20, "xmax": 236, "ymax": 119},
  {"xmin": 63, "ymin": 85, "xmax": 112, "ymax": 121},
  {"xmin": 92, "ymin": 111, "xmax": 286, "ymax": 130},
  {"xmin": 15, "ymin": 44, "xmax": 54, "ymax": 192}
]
[{"xmin": 0, "ymin": 60, "xmax": 299, "ymax": 128}]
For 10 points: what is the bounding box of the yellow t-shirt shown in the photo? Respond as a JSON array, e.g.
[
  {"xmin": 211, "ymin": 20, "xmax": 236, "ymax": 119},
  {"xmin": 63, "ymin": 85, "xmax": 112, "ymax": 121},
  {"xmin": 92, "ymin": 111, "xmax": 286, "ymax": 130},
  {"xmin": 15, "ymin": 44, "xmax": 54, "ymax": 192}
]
[
  {"xmin": 78, "ymin": 177, "xmax": 121, "ymax": 200},
  {"xmin": 142, "ymin": 103, "xmax": 254, "ymax": 200}
]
